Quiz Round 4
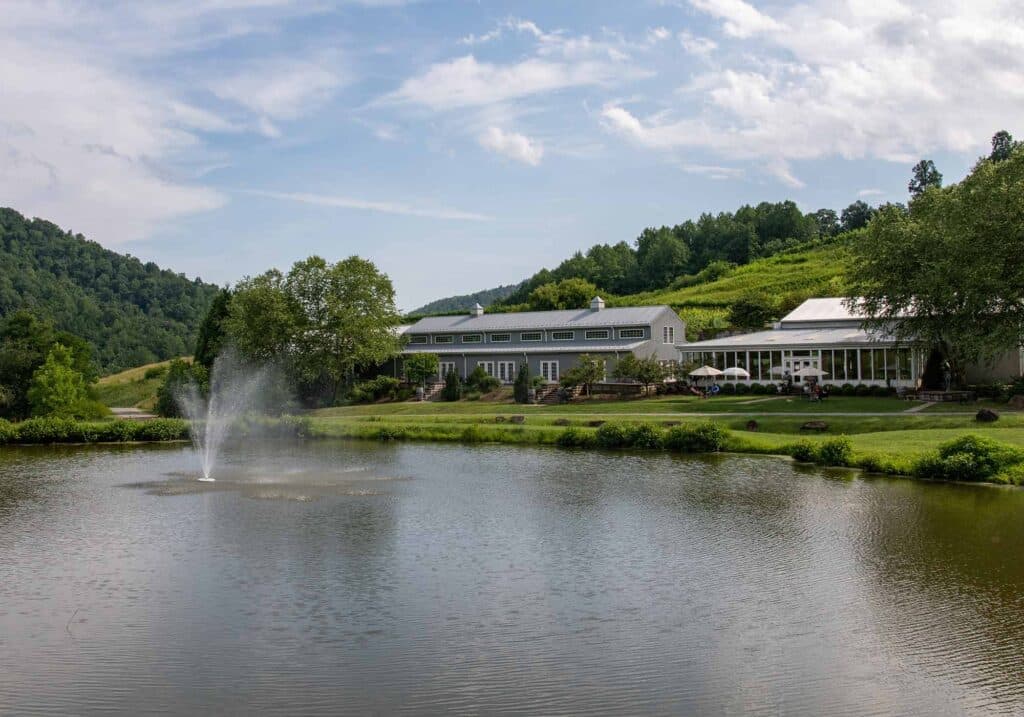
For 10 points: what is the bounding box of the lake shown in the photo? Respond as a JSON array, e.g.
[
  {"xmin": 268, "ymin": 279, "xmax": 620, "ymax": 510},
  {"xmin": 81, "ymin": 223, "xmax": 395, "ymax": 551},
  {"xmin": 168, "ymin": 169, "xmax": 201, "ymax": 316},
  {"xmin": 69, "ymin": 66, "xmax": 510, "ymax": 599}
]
[{"xmin": 1, "ymin": 441, "xmax": 1023, "ymax": 715}]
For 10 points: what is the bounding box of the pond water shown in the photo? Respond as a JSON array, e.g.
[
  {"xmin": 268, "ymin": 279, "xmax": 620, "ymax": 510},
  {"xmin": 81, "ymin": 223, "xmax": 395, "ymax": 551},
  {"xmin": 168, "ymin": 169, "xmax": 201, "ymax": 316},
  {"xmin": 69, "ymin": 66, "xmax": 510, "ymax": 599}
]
[{"xmin": 1, "ymin": 441, "xmax": 1023, "ymax": 715}]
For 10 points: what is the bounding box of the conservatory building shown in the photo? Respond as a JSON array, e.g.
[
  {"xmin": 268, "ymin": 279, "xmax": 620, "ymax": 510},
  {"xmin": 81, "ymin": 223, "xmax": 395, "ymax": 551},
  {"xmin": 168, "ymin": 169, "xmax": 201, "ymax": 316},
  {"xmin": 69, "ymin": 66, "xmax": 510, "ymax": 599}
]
[{"xmin": 679, "ymin": 298, "xmax": 919, "ymax": 387}]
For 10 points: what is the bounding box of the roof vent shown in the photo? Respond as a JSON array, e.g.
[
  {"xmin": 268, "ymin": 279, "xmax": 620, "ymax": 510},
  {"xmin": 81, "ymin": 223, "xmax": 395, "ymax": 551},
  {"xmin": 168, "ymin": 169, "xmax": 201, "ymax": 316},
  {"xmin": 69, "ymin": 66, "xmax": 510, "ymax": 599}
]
[
  {"xmin": 470, "ymin": 302, "xmax": 484, "ymax": 317},
  {"xmin": 590, "ymin": 296, "xmax": 605, "ymax": 311}
]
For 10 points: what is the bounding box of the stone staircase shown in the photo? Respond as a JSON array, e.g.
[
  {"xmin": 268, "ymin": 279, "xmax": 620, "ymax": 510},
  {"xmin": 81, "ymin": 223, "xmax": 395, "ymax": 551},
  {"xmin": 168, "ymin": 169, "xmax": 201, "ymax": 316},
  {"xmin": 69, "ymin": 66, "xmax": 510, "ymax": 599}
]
[
  {"xmin": 537, "ymin": 384, "xmax": 582, "ymax": 404},
  {"xmin": 421, "ymin": 381, "xmax": 446, "ymax": 401}
]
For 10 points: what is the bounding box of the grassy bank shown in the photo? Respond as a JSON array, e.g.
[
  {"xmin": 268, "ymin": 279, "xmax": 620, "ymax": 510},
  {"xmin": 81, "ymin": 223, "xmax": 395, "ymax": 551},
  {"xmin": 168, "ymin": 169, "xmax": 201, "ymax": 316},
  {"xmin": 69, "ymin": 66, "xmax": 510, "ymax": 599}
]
[
  {"xmin": 0, "ymin": 417, "xmax": 190, "ymax": 444},
  {"xmin": 93, "ymin": 358, "xmax": 187, "ymax": 409}
]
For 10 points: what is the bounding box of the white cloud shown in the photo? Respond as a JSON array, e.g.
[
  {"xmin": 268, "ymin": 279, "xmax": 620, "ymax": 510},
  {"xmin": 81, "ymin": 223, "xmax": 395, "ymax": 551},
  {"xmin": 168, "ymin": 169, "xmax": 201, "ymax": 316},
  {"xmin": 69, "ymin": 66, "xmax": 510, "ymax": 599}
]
[
  {"xmin": 602, "ymin": 0, "xmax": 1024, "ymax": 187},
  {"xmin": 679, "ymin": 163, "xmax": 743, "ymax": 180},
  {"xmin": 388, "ymin": 55, "xmax": 621, "ymax": 110},
  {"xmin": 238, "ymin": 189, "xmax": 492, "ymax": 221},
  {"xmin": 479, "ymin": 127, "xmax": 544, "ymax": 165},
  {"xmin": 210, "ymin": 57, "xmax": 346, "ymax": 121},
  {"xmin": 678, "ymin": 30, "xmax": 717, "ymax": 56},
  {"xmin": 858, "ymin": 188, "xmax": 885, "ymax": 197},
  {"xmin": 689, "ymin": 0, "xmax": 781, "ymax": 38},
  {"xmin": 647, "ymin": 26, "xmax": 672, "ymax": 43}
]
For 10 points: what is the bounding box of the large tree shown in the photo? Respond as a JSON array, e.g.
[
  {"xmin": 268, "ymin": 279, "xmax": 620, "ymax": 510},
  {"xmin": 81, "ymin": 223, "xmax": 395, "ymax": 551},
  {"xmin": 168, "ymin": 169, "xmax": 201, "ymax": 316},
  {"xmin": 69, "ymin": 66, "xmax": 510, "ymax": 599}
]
[
  {"xmin": 990, "ymin": 130, "xmax": 1016, "ymax": 162},
  {"xmin": 193, "ymin": 288, "xmax": 233, "ymax": 371},
  {"xmin": 848, "ymin": 145, "xmax": 1024, "ymax": 382},
  {"xmin": 27, "ymin": 343, "xmax": 87, "ymax": 417},
  {"xmin": 840, "ymin": 201, "xmax": 876, "ymax": 231},
  {"xmin": 526, "ymin": 278, "xmax": 599, "ymax": 311},
  {"xmin": 227, "ymin": 256, "xmax": 403, "ymax": 404},
  {"xmin": 908, "ymin": 159, "xmax": 942, "ymax": 197}
]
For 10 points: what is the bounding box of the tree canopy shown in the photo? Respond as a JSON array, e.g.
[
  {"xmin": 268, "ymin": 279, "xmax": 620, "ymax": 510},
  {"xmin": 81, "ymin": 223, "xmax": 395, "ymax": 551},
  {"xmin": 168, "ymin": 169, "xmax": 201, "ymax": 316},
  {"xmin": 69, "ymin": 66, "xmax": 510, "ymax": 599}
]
[
  {"xmin": 226, "ymin": 255, "xmax": 403, "ymax": 405},
  {"xmin": 27, "ymin": 343, "xmax": 87, "ymax": 417},
  {"xmin": 849, "ymin": 144, "xmax": 1024, "ymax": 380},
  {"xmin": 0, "ymin": 207, "xmax": 219, "ymax": 372},
  {"xmin": 908, "ymin": 159, "xmax": 943, "ymax": 197}
]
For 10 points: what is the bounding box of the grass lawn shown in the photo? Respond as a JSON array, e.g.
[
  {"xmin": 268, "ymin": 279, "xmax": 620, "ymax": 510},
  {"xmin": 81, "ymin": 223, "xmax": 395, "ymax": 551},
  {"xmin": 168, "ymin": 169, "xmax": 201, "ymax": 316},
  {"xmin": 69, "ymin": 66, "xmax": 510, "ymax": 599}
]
[{"xmin": 93, "ymin": 357, "xmax": 187, "ymax": 409}]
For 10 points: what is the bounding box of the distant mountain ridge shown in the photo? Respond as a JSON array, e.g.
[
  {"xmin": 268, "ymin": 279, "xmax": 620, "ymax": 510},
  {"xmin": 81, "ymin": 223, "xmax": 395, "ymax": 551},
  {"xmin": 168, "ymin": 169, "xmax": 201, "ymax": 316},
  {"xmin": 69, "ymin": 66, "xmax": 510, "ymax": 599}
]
[
  {"xmin": 0, "ymin": 207, "xmax": 220, "ymax": 372},
  {"xmin": 410, "ymin": 283, "xmax": 522, "ymax": 316}
]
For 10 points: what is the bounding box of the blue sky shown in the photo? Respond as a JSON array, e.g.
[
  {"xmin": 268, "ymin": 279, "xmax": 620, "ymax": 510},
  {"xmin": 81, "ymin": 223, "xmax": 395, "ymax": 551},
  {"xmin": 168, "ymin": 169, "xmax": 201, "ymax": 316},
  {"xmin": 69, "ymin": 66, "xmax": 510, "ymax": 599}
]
[{"xmin": 2, "ymin": 1, "xmax": 1021, "ymax": 310}]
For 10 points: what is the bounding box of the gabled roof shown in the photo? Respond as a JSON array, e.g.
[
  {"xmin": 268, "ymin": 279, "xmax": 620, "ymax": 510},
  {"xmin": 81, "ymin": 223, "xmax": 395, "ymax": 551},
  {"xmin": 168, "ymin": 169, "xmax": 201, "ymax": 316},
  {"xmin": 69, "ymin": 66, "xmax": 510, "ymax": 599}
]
[
  {"xmin": 780, "ymin": 298, "xmax": 862, "ymax": 325},
  {"xmin": 682, "ymin": 326, "xmax": 899, "ymax": 350},
  {"xmin": 406, "ymin": 306, "xmax": 672, "ymax": 333}
]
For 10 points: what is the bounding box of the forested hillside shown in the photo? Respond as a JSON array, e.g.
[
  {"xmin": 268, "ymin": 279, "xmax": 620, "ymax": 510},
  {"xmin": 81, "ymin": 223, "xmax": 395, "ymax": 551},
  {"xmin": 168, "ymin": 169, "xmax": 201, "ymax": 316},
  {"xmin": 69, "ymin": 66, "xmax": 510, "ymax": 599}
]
[
  {"xmin": 0, "ymin": 208, "xmax": 219, "ymax": 372},
  {"xmin": 410, "ymin": 283, "xmax": 522, "ymax": 316}
]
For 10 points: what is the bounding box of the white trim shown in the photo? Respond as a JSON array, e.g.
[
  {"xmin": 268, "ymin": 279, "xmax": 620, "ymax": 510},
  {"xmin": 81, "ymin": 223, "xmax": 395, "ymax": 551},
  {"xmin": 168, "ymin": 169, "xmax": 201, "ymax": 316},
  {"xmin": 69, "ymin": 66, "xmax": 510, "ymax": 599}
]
[
  {"xmin": 489, "ymin": 333, "xmax": 511, "ymax": 343},
  {"xmin": 551, "ymin": 331, "xmax": 575, "ymax": 341},
  {"xmin": 434, "ymin": 335, "xmax": 454, "ymax": 344},
  {"xmin": 540, "ymin": 360, "xmax": 560, "ymax": 383},
  {"xmin": 461, "ymin": 334, "xmax": 483, "ymax": 344},
  {"xmin": 521, "ymin": 332, "xmax": 542, "ymax": 342},
  {"xmin": 619, "ymin": 328, "xmax": 644, "ymax": 339},
  {"xmin": 585, "ymin": 329, "xmax": 610, "ymax": 340}
]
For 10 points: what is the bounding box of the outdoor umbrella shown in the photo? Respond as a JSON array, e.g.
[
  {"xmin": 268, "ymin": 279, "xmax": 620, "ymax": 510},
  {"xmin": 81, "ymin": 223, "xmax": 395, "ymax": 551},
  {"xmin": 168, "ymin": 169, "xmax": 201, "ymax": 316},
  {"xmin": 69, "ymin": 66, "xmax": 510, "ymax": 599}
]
[
  {"xmin": 689, "ymin": 365, "xmax": 724, "ymax": 378},
  {"xmin": 770, "ymin": 366, "xmax": 787, "ymax": 377},
  {"xmin": 792, "ymin": 367, "xmax": 829, "ymax": 378},
  {"xmin": 722, "ymin": 366, "xmax": 750, "ymax": 379}
]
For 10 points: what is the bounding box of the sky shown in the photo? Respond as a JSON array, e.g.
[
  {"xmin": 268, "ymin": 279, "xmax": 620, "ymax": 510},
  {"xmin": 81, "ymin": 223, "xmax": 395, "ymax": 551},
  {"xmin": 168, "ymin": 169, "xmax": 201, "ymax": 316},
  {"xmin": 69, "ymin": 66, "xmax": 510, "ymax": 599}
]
[{"xmin": 2, "ymin": 0, "xmax": 1022, "ymax": 311}]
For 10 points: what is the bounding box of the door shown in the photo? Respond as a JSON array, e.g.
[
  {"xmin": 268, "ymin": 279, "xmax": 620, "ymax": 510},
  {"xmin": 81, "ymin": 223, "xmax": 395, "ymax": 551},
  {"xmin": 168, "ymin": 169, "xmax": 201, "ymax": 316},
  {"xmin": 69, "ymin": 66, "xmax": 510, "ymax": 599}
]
[
  {"xmin": 497, "ymin": 361, "xmax": 516, "ymax": 383},
  {"xmin": 540, "ymin": 360, "xmax": 559, "ymax": 383},
  {"xmin": 477, "ymin": 361, "xmax": 495, "ymax": 377},
  {"xmin": 439, "ymin": 361, "xmax": 456, "ymax": 380}
]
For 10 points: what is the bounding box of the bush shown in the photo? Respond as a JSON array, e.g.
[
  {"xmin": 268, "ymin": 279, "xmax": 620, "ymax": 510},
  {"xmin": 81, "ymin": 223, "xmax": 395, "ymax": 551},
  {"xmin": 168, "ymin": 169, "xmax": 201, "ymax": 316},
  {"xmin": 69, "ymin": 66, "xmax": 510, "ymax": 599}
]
[
  {"xmin": 595, "ymin": 422, "xmax": 630, "ymax": 449},
  {"xmin": 98, "ymin": 420, "xmax": 140, "ymax": 442},
  {"xmin": 377, "ymin": 426, "xmax": 408, "ymax": 441},
  {"xmin": 994, "ymin": 463, "xmax": 1024, "ymax": 486},
  {"xmin": 735, "ymin": 382, "xmax": 750, "ymax": 395},
  {"xmin": 460, "ymin": 424, "xmax": 484, "ymax": 443},
  {"xmin": 626, "ymin": 423, "xmax": 663, "ymax": 449},
  {"xmin": 72, "ymin": 398, "xmax": 111, "ymax": 420},
  {"xmin": 441, "ymin": 371, "xmax": 461, "ymax": 401},
  {"xmin": 556, "ymin": 427, "xmax": 594, "ymax": 448},
  {"xmin": 816, "ymin": 437, "xmax": 853, "ymax": 467},
  {"xmin": 513, "ymin": 364, "xmax": 532, "ymax": 404},
  {"xmin": 465, "ymin": 366, "xmax": 500, "ymax": 393},
  {"xmin": 870, "ymin": 385, "xmax": 893, "ymax": 398},
  {"xmin": 840, "ymin": 383, "xmax": 856, "ymax": 396},
  {"xmin": 789, "ymin": 440, "xmax": 817, "ymax": 463},
  {"xmin": 663, "ymin": 421, "xmax": 728, "ymax": 453},
  {"xmin": 144, "ymin": 365, "xmax": 169, "ymax": 380},
  {"xmin": 750, "ymin": 382, "xmax": 766, "ymax": 394},
  {"xmin": 854, "ymin": 384, "xmax": 872, "ymax": 397},
  {"xmin": 912, "ymin": 434, "xmax": 1024, "ymax": 483},
  {"xmin": 350, "ymin": 376, "xmax": 401, "ymax": 403},
  {"xmin": 0, "ymin": 418, "xmax": 14, "ymax": 442},
  {"xmin": 135, "ymin": 419, "xmax": 189, "ymax": 441}
]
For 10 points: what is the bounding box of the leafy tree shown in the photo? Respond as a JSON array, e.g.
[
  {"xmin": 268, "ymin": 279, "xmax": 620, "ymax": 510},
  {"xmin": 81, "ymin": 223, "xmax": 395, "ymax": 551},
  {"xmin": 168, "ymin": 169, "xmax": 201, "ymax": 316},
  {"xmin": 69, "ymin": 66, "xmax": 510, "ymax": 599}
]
[
  {"xmin": 840, "ymin": 201, "xmax": 876, "ymax": 231},
  {"xmin": 811, "ymin": 208, "xmax": 840, "ymax": 237},
  {"xmin": 990, "ymin": 130, "xmax": 1016, "ymax": 162},
  {"xmin": 27, "ymin": 344, "xmax": 87, "ymax": 417},
  {"xmin": 560, "ymin": 354, "xmax": 605, "ymax": 396},
  {"xmin": 612, "ymin": 354, "xmax": 666, "ymax": 393},
  {"xmin": 513, "ymin": 363, "xmax": 532, "ymax": 403},
  {"xmin": 227, "ymin": 256, "xmax": 403, "ymax": 405},
  {"xmin": 465, "ymin": 365, "xmax": 500, "ymax": 393},
  {"xmin": 155, "ymin": 359, "xmax": 208, "ymax": 418},
  {"xmin": 908, "ymin": 159, "xmax": 942, "ymax": 197},
  {"xmin": 849, "ymin": 145, "xmax": 1024, "ymax": 384},
  {"xmin": 526, "ymin": 278, "xmax": 599, "ymax": 311},
  {"xmin": 728, "ymin": 293, "xmax": 776, "ymax": 329},
  {"xmin": 635, "ymin": 227, "xmax": 690, "ymax": 288},
  {"xmin": 0, "ymin": 208, "xmax": 219, "ymax": 372},
  {"xmin": 441, "ymin": 370, "xmax": 462, "ymax": 401},
  {"xmin": 404, "ymin": 353, "xmax": 439, "ymax": 387},
  {"xmin": 194, "ymin": 288, "xmax": 233, "ymax": 371}
]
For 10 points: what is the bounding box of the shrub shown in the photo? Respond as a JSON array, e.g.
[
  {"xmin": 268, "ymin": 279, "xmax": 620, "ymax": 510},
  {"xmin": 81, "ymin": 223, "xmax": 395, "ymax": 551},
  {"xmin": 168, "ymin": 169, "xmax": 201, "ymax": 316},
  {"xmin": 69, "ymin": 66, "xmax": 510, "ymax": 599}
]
[
  {"xmin": 840, "ymin": 383, "xmax": 856, "ymax": 396},
  {"xmin": 816, "ymin": 437, "xmax": 853, "ymax": 466},
  {"xmin": 870, "ymin": 385, "xmax": 892, "ymax": 398},
  {"xmin": 460, "ymin": 424, "xmax": 484, "ymax": 443},
  {"xmin": 441, "ymin": 371, "xmax": 461, "ymax": 401},
  {"xmin": 789, "ymin": 440, "xmax": 817, "ymax": 463},
  {"xmin": 466, "ymin": 366, "xmax": 500, "ymax": 393},
  {"xmin": 994, "ymin": 463, "xmax": 1024, "ymax": 486},
  {"xmin": 750, "ymin": 382, "xmax": 766, "ymax": 394},
  {"xmin": 595, "ymin": 422, "xmax": 630, "ymax": 449},
  {"xmin": 912, "ymin": 434, "xmax": 1024, "ymax": 483},
  {"xmin": 350, "ymin": 376, "xmax": 401, "ymax": 403},
  {"xmin": 663, "ymin": 421, "xmax": 728, "ymax": 453},
  {"xmin": 513, "ymin": 364, "xmax": 532, "ymax": 403},
  {"xmin": 144, "ymin": 365, "xmax": 169, "ymax": 380},
  {"xmin": 15, "ymin": 417, "xmax": 76, "ymax": 443},
  {"xmin": 735, "ymin": 382, "xmax": 751, "ymax": 395},
  {"xmin": 156, "ymin": 360, "xmax": 208, "ymax": 418},
  {"xmin": 135, "ymin": 419, "xmax": 189, "ymax": 441},
  {"xmin": 556, "ymin": 427, "xmax": 594, "ymax": 448},
  {"xmin": 72, "ymin": 398, "xmax": 111, "ymax": 420},
  {"xmin": 854, "ymin": 384, "xmax": 872, "ymax": 397},
  {"xmin": 720, "ymin": 382, "xmax": 737, "ymax": 395},
  {"xmin": 377, "ymin": 426, "xmax": 408, "ymax": 441},
  {"xmin": 98, "ymin": 420, "xmax": 140, "ymax": 442},
  {"xmin": 626, "ymin": 423, "xmax": 663, "ymax": 449},
  {"xmin": 0, "ymin": 418, "xmax": 14, "ymax": 443}
]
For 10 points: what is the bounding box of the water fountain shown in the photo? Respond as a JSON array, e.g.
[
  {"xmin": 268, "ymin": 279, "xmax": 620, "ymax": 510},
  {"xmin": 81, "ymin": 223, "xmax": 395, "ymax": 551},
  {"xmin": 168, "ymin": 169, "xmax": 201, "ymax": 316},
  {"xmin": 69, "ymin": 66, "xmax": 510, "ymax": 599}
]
[{"xmin": 177, "ymin": 351, "xmax": 270, "ymax": 481}]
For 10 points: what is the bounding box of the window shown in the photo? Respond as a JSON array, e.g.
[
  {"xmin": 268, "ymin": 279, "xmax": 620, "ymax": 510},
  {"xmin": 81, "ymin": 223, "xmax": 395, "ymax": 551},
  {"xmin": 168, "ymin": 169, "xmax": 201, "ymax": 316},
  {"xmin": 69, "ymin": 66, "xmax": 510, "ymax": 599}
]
[
  {"xmin": 461, "ymin": 334, "xmax": 482, "ymax": 344},
  {"xmin": 490, "ymin": 333, "xmax": 511, "ymax": 343},
  {"xmin": 551, "ymin": 331, "xmax": 574, "ymax": 341},
  {"xmin": 434, "ymin": 335, "xmax": 454, "ymax": 344},
  {"xmin": 497, "ymin": 361, "xmax": 516, "ymax": 382},
  {"xmin": 585, "ymin": 329, "xmax": 609, "ymax": 340},
  {"xmin": 439, "ymin": 361, "xmax": 456, "ymax": 379},
  {"xmin": 520, "ymin": 332, "xmax": 542, "ymax": 342},
  {"xmin": 477, "ymin": 361, "xmax": 495, "ymax": 376},
  {"xmin": 540, "ymin": 360, "xmax": 559, "ymax": 382},
  {"xmin": 619, "ymin": 328, "xmax": 644, "ymax": 339},
  {"xmin": 663, "ymin": 326, "xmax": 675, "ymax": 344},
  {"xmin": 408, "ymin": 335, "xmax": 428, "ymax": 345}
]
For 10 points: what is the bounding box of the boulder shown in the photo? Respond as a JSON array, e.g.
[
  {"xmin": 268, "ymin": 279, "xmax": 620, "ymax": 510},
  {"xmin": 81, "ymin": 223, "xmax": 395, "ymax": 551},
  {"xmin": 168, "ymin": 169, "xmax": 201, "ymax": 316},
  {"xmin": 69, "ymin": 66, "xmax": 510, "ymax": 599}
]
[
  {"xmin": 553, "ymin": 418, "xmax": 571, "ymax": 426},
  {"xmin": 510, "ymin": 415, "xmax": 526, "ymax": 424},
  {"xmin": 976, "ymin": 408, "xmax": 1000, "ymax": 422},
  {"xmin": 800, "ymin": 420, "xmax": 828, "ymax": 432},
  {"xmin": 1007, "ymin": 395, "xmax": 1024, "ymax": 410},
  {"xmin": 494, "ymin": 416, "xmax": 507, "ymax": 423}
]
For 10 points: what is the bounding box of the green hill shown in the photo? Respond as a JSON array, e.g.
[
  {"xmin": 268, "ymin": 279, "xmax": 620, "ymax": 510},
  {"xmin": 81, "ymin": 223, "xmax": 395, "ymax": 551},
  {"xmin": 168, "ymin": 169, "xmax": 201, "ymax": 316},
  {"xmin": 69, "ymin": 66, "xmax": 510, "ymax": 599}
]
[
  {"xmin": 0, "ymin": 207, "xmax": 219, "ymax": 372},
  {"xmin": 612, "ymin": 241, "xmax": 852, "ymax": 339},
  {"xmin": 410, "ymin": 283, "xmax": 522, "ymax": 316}
]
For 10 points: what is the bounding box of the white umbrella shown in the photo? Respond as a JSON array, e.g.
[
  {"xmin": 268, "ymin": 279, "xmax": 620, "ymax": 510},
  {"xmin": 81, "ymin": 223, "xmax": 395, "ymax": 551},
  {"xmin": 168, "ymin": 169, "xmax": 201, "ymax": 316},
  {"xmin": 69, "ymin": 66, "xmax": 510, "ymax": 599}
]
[
  {"xmin": 770, "ymin": 366, "xmax": 788, "ymax": 376},
  {"xmin": 722, "ymin": 366, "xmax": 750, "ymax": 379},
  {"xmin": 689, "ymin": 365, "xmax": 724, "ymax": 377}
]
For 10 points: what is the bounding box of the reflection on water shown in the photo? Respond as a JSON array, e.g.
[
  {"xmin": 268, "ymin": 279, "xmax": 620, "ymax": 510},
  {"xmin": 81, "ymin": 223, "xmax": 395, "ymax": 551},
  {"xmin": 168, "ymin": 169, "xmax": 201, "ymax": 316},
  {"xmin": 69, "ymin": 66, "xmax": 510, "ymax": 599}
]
[{"xmin": 1, "ymin": 441, "xmax": 1023, "ymax": 715}]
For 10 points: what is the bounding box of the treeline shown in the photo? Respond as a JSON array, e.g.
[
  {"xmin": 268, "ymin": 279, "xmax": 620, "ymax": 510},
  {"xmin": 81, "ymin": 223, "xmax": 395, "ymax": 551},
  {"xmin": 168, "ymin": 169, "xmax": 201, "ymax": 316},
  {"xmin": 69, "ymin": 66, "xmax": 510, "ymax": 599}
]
[
  {"xmin": 410, "ymin": 283, "xmax": 523, "ymax": 315},
  {"xmin": 0, "ymin": 208, "xmax": 220, "ymax": 372},
  {"xmin": 498, "ymin": 199, "xmax": 875, "ymax": 306}
]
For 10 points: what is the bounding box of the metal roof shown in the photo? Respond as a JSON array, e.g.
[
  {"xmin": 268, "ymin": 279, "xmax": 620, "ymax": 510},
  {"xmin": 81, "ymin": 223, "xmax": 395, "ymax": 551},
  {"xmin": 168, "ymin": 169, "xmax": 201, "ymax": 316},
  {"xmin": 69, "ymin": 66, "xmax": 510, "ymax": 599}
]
[
  {"xmin": 404, "ymin": 341, "xmax": 647, "ymax": 355},
  {"xmin": 681, "ymin": 326, "xmax": 900, "ymax": 350},
  {"xmin": 406, "ymin": 305, "xmax": 671, "ymax": 333},
  {"xmin": 779, "ymin": 298, "xmax": 861, "ymax": 324}
]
